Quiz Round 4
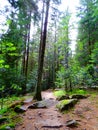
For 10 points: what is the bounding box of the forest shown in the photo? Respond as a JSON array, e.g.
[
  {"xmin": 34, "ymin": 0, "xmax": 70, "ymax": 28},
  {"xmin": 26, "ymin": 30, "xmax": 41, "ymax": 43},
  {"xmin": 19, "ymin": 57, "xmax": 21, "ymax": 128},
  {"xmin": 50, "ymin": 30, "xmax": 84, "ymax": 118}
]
[{"xmin": 0, "ymin": 0, "xmax": 98, "ymax": 129}]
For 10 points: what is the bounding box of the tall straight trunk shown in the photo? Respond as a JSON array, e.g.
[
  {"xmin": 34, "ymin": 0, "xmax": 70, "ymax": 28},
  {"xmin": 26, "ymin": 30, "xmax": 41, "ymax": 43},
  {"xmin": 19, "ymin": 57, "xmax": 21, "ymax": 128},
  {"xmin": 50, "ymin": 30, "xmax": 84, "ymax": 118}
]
[
  {"xmin": 22, "ymin": 33, "xmax": 27, "ymax": 94},
  {"xmin": 22, "ymin": 35, "xmax": 27, "ymax": 75},
  {"xmin": 65, "ymin": 28, "xmax": 69, "ymax": 91},
  {"xmin": 52, "ymin": 19, "xmax": 57, "ymax": 88},
  {"xmin": 22, "ymin": 12, "xmax": 31, "ymax": 94},
  {"xmin": 38, "ymin": 0, "xmax": 45, "ymax": 62},
  {"xmin": 25, "ymin": 11, "xmax": 31, "ymax": 79},
  {"xmin": 34, "ymin": 0, "xmax": 50, "ymax": 101}
]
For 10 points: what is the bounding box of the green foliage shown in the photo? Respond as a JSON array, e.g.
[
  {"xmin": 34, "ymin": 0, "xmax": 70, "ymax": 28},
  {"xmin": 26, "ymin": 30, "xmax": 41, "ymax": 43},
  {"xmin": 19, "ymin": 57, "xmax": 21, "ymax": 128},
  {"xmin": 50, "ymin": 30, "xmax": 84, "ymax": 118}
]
[
  {"xmin": 11, "ymin": 84, "xmax": 22, "ymax": 91},
  {"xmin": 0, "ymin": 123, "xmax": 15, "ymax": 130},
  {"xmin": 0, "ymin": 108, "xmax": 8, "ymax": 115},
  {"xmin": 27, "ymin": 68, "xmax": 37, "ymax": 92},
  {"xmin": 75, "ymin": 67, "xmax": 93, "ymax": 86},
  {"xmin": 55, "ymin": 66, "xmax": 65, "ymax": 88},
  {"xmin": 76, "ymin": 0, "xmax": 98, "ymax": 70},
  {"xmin": 0, "ymin": 107, "xmax": 22, "ymax": 130},
  {"xmin": 91, "ymin": 42, "xmax": 98, "ymax": 64}
]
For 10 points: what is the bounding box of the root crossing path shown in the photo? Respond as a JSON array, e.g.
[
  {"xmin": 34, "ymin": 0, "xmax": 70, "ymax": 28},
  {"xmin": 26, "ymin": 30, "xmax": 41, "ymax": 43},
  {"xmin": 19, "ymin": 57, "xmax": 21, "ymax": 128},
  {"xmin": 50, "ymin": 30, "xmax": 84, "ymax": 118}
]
[{"xmin": 15, "ymin": 90, "xmax": 98, "ymax": 130}]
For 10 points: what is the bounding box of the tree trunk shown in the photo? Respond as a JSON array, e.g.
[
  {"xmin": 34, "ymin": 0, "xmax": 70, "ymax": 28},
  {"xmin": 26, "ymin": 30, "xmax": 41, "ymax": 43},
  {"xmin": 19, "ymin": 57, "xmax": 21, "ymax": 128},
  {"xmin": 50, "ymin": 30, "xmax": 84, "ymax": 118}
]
[
  {"xmin": 21, "ymin": 12, "xmax": 31, "ymax": 94},
  {"xmin": 34, "ymin": 0, "xmax": 50, "ymax": 101},
  {"xmin": 25, "ymin": 11, "xmax": 31, "ymax": 79}
]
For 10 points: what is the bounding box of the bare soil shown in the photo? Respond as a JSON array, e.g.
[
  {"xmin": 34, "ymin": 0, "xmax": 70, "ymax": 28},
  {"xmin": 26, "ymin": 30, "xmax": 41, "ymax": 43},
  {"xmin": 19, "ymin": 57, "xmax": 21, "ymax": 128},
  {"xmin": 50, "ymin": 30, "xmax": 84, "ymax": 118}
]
[{"xmin": 15, "ymin": 90, "xmax": 98, "ymax": 130}]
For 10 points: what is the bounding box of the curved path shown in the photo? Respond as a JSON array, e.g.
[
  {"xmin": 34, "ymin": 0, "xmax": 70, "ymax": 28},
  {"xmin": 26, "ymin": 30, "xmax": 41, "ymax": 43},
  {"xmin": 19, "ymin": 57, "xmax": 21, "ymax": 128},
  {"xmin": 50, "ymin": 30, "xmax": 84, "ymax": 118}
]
[
  {"xmin": 15, "ymin": 90, "xmax": 98, "ymax": 130},
  {"xmin": 15, "ymin": 90, "xmax": 66, "ymax": 130}
]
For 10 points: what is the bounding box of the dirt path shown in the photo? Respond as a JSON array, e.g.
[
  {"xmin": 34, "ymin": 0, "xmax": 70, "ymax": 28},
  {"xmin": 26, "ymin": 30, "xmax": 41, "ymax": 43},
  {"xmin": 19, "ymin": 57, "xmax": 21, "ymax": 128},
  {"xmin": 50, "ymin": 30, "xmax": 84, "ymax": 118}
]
[{"xmin": 15, "ymin": 91, "xmax": 98, "ymax": 130}]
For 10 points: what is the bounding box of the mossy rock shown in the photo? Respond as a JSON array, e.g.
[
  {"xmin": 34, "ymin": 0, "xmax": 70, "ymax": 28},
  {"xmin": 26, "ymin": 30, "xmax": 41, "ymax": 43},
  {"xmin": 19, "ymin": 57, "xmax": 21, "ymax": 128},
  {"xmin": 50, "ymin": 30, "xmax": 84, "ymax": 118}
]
[
  {"xmin": 9, "ymin": 101, "xmax": 24, "ymax": 109},
  {"xmin": 56, "ymin": 99, "xmax": 78, "ymax": 111},
  {"xmin": 14, "ymin": 105, "xmax": 27, "ymax": 113},
  {"xmin": 66, "ymin": 120, "xmax": 78, "ymax": 127},
  {"xmin": 57, "ymin": 94, "xmax": 70, "ymax": 101},
  {"xmin": 28, "ymin": 101, "xmax": 47, "ymax": 109},
  {"xmin": 70, "ymin": 94, "xmax": 87, "ymax": 99}
]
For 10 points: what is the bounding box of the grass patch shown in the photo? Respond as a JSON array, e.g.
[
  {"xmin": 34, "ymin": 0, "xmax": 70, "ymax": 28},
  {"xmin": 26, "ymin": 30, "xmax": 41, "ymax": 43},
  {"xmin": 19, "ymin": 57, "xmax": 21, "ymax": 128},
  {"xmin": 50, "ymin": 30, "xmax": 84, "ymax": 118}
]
[
  {"xmin": 89, "ymin": 93, "xmax": 97, "ymax": 101},
  {"xmin": 0, "ymin": 93, "xmax": 33, "ymax": 130},
  {"xmin": 54, "ymin": 90, "xmax": 66, "ymax": 98},
  {"xmin": 0, "ymin": 94, "xmax": 30, "ymax": 130},
  {"xmin": 0, "ymin": 122, "xmax": 15, "ymax": 130},
  {"xmin": 0, "ymin": 93, "xmax": 33, "ymax": 109},
  {"xmin": 54, "ymin": 89, "xmax": 88, "ymax": 99},
  {"xmin": 69, "ymin": 89, "xmax": 88, "ymax": 95},
  {"xmin": 0, "ymin": 107, "xmax": 22, "ymax": 130},
  {"xmin": 0, "ymin": 108, "xmax": 8, "ymax": 115}
]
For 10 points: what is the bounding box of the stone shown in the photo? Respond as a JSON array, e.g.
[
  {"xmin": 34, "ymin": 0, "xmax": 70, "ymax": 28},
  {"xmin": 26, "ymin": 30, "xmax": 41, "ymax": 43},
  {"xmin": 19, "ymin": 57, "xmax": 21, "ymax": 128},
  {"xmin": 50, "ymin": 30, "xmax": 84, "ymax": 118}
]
[
  {"xmin": 0, "ymin": 115, "xmax": 2, "ymax": 118},
  {"xmin": 28, "ymin": 101, "xmax": 47, "ymax": 109},
  {"xmin": 57, "ymin": 95, "xmax": 70, "ymax": 101},
  {"xmin": 42, "ymin": 124, "xmax": 63, "ymax": 128},
  {"xmin": 5, "ymin": 126, "xmax": 12, "ymax": 130},
  {"xmin": 14, "ymin": 106, "xmax": 27, "ymax": 113},
  {"xmin": 23, "ymin": 98, "xmax": 33, "ymax": 104},
  {"xmin": 28, "ymin": 116, "xmax": 32, "ymax": 120},
  {"xmin": 56, "ymin": 99, "xmax": 78, "ymax": 111},
  {"xmin": 66, "ymin": 120, "xmax": 78, "ymax": 127}
]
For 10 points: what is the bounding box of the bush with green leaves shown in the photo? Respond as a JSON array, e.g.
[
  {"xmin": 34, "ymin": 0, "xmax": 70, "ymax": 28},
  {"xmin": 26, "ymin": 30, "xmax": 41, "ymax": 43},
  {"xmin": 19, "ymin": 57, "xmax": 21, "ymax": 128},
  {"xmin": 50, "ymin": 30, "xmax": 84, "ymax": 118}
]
[
  {"xmin": 75, "ymin": 66, "xmax": 94, "ymax": 87},
  {"xmin": 27, "ymin": 68, "xmax": 37, "ymax": 92},
  {"xmin": 55, "ymin": 66, "xmax": 66, "ymax": 88},
  {"xmin": 55, "ymin": 66, "xmax": 73, "ymax": 91}
]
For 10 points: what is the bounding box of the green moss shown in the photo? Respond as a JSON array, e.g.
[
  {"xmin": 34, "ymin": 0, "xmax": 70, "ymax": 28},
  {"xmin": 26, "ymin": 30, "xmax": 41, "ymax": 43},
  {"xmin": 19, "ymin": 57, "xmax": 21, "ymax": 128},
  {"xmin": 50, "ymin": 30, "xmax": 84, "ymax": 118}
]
[
  {"xmin": 0, "ymin": 107, "xmax": 22, "ymax": 129},
  {"xmin": 54, "ymin": 89, "xmax": 88, "ymax": 99},
  {"xmin": 57, "ymin": 99, "xmax": 71, "ymax": 108},
  {"xmin": 57, "ymin": 99, "xmax": 72, "ymax": 109},
  {"xmin": 0, "ymin": 94, "xmax": 33, "ymax": 130},
  {"xmin": 68, "ymin": 89, "xmax": 88, "ymax": 95},
  {"xmin": 0, "ymin": 123, "xmax": 15, "ymax": 130},
  {"xmin": 56, "ymin": 99, "xmax": 77, "ymax": 111},
  {"xmin": 54, "ymin": 90, "xmax": 66, "ymax": 98}
]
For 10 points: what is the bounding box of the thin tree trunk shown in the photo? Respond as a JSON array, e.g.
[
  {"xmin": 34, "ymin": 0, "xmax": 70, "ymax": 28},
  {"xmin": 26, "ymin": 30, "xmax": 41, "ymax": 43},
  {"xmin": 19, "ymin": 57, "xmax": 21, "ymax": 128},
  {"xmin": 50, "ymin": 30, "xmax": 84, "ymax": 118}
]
[
  {"xmin": 52, "ymin": 17, "xmax": 57, "ymax": 89},
  {"xmin": 34, "ymin": 0, "xmax": 50, "ymax": 101},
  {"xmin": 25, "ymin": 11, "xmax": 31, "ymax": 79},
  {"xmin": 22, "ymin": 34, "xmax": 27, "ymax": 94}
]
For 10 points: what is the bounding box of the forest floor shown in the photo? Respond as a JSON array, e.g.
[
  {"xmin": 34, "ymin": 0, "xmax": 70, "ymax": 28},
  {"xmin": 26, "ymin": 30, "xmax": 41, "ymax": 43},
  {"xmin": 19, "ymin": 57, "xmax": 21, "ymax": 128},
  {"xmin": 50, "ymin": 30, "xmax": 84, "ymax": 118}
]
[{"xmin": 15, "ymin": 90, "xmax": 98, "ymax": 130}]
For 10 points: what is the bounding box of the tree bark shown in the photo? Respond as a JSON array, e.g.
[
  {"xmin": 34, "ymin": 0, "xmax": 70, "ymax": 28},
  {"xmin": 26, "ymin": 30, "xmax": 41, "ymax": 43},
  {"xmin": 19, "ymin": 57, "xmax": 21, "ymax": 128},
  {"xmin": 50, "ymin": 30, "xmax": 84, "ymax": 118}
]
[
  {"xmin": 25, "ymin": 11, "xmax": 31, "ymax": 79},
  {"xmin": 34, "ymin": 0, "xmax": 50, "ymax": 101}
]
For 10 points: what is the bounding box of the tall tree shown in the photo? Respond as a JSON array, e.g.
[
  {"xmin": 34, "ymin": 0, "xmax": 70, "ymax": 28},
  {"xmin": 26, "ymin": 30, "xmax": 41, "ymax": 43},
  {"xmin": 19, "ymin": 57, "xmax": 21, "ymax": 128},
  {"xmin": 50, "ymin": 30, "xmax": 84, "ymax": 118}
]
[
  {"xmin": 76, "ymin": 0, "xmax": 97, "ymax": 67},
  {"xmin": 34, "ymin": 0, "xmax": 51, "ymax": 100}
]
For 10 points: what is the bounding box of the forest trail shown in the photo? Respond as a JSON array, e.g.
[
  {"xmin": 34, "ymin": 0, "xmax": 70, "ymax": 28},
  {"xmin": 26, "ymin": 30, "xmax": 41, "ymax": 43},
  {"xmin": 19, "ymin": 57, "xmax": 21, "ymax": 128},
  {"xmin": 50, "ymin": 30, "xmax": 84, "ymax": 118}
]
[{"xmin": 15, "ymin": 90, "xmax": 98, "ymax": 130}]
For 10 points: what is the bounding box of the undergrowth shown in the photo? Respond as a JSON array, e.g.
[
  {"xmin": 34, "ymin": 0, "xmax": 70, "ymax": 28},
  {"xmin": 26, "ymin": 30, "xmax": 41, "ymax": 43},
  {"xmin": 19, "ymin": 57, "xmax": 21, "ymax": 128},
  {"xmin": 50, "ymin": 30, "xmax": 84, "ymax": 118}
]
[
  {"xmin": 54, "ymin": 89, "xmax": 88, "ymax": 98},
  {"xmin": 0, "ymin": 94, "xmax": 32, "ymax": 130}
]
